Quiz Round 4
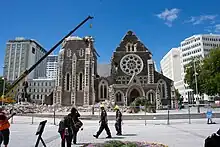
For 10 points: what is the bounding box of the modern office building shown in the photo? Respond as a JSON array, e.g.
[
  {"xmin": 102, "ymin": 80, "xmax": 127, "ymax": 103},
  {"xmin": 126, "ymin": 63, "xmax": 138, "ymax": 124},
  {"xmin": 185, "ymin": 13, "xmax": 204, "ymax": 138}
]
[
  {"xmin": 160, "ymin": 47, "xmax": 192, "ymax": 103},
  {"xmin": 3, "ymin": 37, "xmax": 47, "ymax": 82},
  {"xmin": 180, "ymin": 34, "xmax": 220, "ymax": 102},
  {"xmin": 46, "ymin": 55, "xmax": 58, "ymax": 79},
  {"xmin": 160, "ymin": 47, "xmax": 182, "ymax": 82}
]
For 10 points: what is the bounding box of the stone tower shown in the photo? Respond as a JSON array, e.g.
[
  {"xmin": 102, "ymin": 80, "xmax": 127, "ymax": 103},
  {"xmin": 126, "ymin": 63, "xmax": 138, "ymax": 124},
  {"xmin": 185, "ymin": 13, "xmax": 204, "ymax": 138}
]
[{"xmin": 54, "ymin": 36, "xmax": 98, "ymax": 106}]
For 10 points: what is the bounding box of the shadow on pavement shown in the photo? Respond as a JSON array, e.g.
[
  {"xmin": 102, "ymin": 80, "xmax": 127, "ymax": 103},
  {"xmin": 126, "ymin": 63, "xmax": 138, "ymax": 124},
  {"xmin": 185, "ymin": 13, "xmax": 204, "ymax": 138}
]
[
  {"xmin": 99, "ymin": 137, "xmax": 126, "ymax": 139},
  {"xmin": 121, "ymin": 134, "xmax": 137, "ymax": 136}
]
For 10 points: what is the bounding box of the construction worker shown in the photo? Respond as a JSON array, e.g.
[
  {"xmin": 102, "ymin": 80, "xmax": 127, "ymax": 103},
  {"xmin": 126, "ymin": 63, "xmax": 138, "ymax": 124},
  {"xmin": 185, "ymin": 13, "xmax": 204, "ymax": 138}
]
[
  {"xmin": 93, "ymin": 104, "xmax": 112, "ymax": 138},
  {"xmin": 114, "ymin": 105, "xmax": 122, "ymax": 135}
]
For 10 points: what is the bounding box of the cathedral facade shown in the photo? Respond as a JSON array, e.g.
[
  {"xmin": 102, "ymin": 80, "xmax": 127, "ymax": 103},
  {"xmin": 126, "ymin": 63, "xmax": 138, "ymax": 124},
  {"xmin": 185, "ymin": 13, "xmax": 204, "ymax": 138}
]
[{"xmin": 54, "ymin": 31, "xmax": 176, "ymax": 109}]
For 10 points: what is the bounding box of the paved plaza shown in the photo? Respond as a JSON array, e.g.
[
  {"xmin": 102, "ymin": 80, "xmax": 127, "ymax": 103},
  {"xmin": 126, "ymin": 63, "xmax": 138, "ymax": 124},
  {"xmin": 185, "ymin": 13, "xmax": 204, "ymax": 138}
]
[{"xmin": 8, "ymin": 116, "xmax": 220, "ymax": 147}]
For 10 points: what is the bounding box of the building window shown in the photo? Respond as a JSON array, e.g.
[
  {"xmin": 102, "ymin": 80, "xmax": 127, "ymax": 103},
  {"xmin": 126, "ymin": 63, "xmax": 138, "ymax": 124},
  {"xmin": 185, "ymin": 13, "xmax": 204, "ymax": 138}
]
[
  {"xmin": 32, "ymin": 47, "xmax": 35, "ymax": 54},
  {"xmin": 147, "ymin": 92, "xmax": 154, "ymax": 103},
  {"xmin": 79, "ymin": 48, "xmax": 84, "ymax": 57},
  {"xmin": 66, "ymin": 73, "xmax": 70, "ymax": 91},
  {"xmin": 115, "ymin": 92, "xmax": 122, "ymax": 102},
  {"xmin": 99, "ymin": 80, "xmax": 108, "ymax": 99},
  {"xmin": 79, "ymin": 73, "xmax": 83, "ymax": 91},
  {"xmin": 67, "ymin": 49, "xmax": 71, "ymax": 57},
  {"xmin": 157, "ymin": 80, "xmax": 167, "ymax": 99}
]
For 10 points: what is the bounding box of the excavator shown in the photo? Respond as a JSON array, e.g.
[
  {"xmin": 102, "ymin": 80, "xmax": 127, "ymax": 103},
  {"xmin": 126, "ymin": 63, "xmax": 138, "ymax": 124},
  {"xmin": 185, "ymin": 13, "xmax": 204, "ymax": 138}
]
[{"xmin": 3, "ymin": 16, "xmax": 93, "ymax": 104}]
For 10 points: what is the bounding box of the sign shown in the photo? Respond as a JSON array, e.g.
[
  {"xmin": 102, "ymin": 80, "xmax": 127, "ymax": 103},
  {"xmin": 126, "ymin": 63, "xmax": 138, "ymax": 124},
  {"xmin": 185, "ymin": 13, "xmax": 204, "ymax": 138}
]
[{"xmin": 35, "ymin": 120, "xmax": 47, "ymax": 147}]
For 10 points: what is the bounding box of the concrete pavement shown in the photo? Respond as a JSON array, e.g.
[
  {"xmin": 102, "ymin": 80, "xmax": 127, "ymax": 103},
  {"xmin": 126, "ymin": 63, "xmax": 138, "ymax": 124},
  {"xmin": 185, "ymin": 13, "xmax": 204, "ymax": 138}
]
[{"xmin": 9, "ymin": 116, "xmax": 220, "ymax": 147}]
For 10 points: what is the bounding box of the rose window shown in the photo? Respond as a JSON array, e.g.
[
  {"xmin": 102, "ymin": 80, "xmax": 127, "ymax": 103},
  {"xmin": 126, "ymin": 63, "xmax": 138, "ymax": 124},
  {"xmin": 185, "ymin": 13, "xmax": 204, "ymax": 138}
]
[{"xmin": 120, "ymin": 54, "xmax": 144, "ymax": 75}]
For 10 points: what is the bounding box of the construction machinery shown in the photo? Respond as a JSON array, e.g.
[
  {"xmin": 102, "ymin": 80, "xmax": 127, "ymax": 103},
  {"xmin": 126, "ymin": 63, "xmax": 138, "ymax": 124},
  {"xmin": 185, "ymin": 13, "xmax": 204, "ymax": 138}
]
[{"xmin": 4, "ymin": 16, "xmax": 94, "ymax": 102}]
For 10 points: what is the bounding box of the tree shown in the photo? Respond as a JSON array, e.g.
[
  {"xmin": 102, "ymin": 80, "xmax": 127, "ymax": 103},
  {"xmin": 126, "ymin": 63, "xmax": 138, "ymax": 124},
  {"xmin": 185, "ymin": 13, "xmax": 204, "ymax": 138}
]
[
  {"xmin": 201, "ymin": 48, "xmax": 220, "ymax": 96},
  {"xmin": 184, "ymin": 59, "xmax": 205, "ymax": 95},
  {"xmin": 175, "ymin": 89, "xmax": 183, "ymax": 107}
]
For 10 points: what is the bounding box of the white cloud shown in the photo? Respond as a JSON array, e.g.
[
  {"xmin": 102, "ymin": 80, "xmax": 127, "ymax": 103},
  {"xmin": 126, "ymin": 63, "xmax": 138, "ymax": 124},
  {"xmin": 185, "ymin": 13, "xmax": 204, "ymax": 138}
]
[
  {"xmin": 156, "ymin": 8, "xmax": 180, "ymax": 27},
  {"xmin": 214, "ymin": 24, "xmax": 220, "ymax": 32},
  {"xmin": 185, "ymin": 15, "xmax": 218, "ymax": 25},
  {"xmin": 204, "ymin": 24, "xmax": 220, "ymax": 33}
]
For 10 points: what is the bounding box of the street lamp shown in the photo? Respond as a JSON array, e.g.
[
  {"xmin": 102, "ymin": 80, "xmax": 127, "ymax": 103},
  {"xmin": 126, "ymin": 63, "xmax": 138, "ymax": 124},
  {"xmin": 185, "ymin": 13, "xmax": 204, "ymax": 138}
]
[
  {"xmin": 193, "ymin": 60, "xmax": 200, "ymax": 113},
  {"xmin": 2, "ymin": 66, "xmax": 7, "ymax": 106}
]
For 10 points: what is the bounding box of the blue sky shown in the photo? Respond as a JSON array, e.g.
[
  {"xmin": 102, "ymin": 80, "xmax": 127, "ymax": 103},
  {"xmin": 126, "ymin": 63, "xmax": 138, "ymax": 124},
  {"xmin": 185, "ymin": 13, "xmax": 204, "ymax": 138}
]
[{"xmin": 1, "ymin": 0, "xmax": 220, "ymax": 75}]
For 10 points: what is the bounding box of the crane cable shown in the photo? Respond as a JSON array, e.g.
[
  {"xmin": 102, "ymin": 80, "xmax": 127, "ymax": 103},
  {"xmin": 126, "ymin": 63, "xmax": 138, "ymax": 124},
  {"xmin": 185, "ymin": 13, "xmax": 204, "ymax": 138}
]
[{"xmin": 88, "ymin": 0, "xmax": 104, "ymax": 29}]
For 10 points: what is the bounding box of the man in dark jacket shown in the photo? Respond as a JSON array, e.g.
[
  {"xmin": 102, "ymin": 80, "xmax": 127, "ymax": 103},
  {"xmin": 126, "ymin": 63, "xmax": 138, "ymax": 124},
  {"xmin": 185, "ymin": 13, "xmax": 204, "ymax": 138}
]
[
  {"xmin": 70, "ymin": 107, "xmax": 83, "ymax": 145},
  {"xmin": 93, "ymin": 104, "xmax": 112, "ymax": 138},
  {"xmin": 204, "ymin": 128, "xmax": 220, "ymax": 147},
  {"xmin": 114, "ymin": 105, "xmax": 122, "ymax": 135}
]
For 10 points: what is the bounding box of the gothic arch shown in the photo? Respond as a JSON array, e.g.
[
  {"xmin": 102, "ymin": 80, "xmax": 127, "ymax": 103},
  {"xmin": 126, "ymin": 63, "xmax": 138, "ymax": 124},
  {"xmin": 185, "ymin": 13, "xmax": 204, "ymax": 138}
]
[
  {"xmin": 126, "ymin": 84, "xmax": 145, "ymax": 105},
  {"xmin": 78, "ymin": 72, "xmax": 83, "ymax": 91},
  {"xmin": 65, "ymin": 72, "xmax": 70, "ymax": 91},
  {"xmin": 114, "ymin": 90, "xmax": 124, "ymax": 104},
  {"xmin": 156, "ymin": 79, "xmax": 167, "ymax": 109},
  {"xmin": 146, "ymin": 89, "xmax": 156, "ymax": 104},
  {"xmin": 98, "ymin": 79, "xmax": 108, "ymax": 100}
]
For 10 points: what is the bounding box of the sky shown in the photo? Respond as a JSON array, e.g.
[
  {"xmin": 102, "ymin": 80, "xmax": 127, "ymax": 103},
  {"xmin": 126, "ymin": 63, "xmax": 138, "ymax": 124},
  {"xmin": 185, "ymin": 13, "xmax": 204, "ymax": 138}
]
[{"xmin": 0, "ymin": 0, "xmax": 220, "ymax": 75}]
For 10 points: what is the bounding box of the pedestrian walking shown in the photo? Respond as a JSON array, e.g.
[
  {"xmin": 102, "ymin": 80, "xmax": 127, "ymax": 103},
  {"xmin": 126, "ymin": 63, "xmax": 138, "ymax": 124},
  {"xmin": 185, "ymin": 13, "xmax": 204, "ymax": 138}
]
[
  {"xmin": 93, "ymin": 104, "xmax": 112, "ymax": 139},
  {"xmin": 114, "ymin": 105, "xmax": 122, "ymax": 135},
  {"xmin": 58, "ymin": 107, "xmax": 83, "ymax": 147}
]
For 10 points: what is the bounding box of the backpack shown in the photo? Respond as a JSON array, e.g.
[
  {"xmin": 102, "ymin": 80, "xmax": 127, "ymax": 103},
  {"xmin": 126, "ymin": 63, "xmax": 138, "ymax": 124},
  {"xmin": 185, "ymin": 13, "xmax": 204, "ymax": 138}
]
[
  {"xmin": 74, "ymin": 120, "xmax": 83, "ymax": 131},
  {"xmin": 58, "ymin": 120, "xmax": 65, "ymax": 133}
]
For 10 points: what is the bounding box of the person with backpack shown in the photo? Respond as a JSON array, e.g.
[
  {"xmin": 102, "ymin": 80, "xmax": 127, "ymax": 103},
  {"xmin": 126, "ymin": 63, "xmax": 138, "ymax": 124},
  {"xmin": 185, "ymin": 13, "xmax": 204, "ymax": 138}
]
[
  {"xmin": 58, "ymin": 107, "xmax": 83, "ymax": 147},
  {"xmin": 93, "ymin": 104, "xmax": 112, "ymax": 139},
  {"xmin": 70, "ymin": 107, "xmax": 83, "ymax": 145},
  {"xmin": 114, "ymin": 105, "xmax": 122, "ymax": 135}
]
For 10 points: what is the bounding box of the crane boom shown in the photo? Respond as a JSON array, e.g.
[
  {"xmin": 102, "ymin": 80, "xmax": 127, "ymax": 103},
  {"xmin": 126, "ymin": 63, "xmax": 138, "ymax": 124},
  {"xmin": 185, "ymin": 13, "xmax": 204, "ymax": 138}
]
[{"xmin": 5, "ymin": 16, "xmax": 94, "ymax": 99}]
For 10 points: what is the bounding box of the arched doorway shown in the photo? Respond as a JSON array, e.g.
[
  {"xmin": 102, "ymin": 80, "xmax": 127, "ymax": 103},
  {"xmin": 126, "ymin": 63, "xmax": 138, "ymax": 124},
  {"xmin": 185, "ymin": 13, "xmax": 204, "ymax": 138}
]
[{"xmin": 128, "ymin": 89, "xmax": 140, "ymax": 105}]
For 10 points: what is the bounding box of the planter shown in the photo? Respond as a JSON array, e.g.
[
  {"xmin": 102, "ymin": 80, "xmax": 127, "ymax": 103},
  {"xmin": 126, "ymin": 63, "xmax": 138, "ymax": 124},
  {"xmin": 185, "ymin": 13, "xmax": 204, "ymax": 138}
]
[{"xmin": 83, "ymin": 140, "xmax": 168, "ymax": 147}]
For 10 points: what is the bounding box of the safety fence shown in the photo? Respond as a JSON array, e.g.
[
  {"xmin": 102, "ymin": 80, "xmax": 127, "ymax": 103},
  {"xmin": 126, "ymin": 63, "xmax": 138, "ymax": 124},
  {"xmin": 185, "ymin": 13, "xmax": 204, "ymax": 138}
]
[{"xmin": 8, "ymin": 104, "xmax": 220, "ymax": 126}]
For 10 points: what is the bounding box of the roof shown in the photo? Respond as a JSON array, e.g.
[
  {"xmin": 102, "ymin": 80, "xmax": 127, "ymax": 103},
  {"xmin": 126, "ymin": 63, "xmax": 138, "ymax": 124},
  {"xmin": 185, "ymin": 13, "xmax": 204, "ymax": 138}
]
[{"xmin": 8, "ymin": 38, "xmax": 47, "ymax": 53}]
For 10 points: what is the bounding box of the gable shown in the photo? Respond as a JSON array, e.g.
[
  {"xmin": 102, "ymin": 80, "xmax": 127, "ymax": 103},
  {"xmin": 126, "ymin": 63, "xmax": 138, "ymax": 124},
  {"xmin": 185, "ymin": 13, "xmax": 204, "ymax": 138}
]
[{"xmin": 115, "ymin": 30, "xmax": 151, "ymax": 53}]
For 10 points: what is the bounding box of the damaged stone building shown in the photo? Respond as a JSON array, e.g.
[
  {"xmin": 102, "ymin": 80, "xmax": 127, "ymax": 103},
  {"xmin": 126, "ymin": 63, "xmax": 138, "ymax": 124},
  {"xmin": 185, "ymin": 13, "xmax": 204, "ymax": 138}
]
[{"xmin": 53, "ymin": 31, "xmax": 176, "ymax": 109}]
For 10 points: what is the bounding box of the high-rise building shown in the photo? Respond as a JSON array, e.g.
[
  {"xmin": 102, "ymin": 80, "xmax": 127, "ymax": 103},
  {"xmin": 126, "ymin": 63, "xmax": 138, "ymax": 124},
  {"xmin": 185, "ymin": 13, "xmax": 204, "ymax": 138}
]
[
  {"xmin": 160, "ymin": 47, "xmax": 182, "ymax": 82},
  {"xmin": 180, "ymin": 34, "xmax": 220, "ymax": 102},
  {"xmin": 160, "ymin": 48, "xmax": 184, "ymax": 94},
  {"xmin": 180, "ymin": 34, "xmax": 220, "ymax": 78},
  {"xmin": 3, "ymin": 37, "xmax": 47, "ymax": 82},
  {"xmin": 46, "ymin": 55, "xmax": 58, "ymax": 79}
]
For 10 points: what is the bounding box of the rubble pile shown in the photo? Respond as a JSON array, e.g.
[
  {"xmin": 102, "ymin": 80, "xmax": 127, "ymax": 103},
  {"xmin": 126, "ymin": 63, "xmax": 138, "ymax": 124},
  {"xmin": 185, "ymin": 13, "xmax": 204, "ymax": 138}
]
[{"xmin": 1, "ymin": 99, "xmax": 118, "ymax": 114}]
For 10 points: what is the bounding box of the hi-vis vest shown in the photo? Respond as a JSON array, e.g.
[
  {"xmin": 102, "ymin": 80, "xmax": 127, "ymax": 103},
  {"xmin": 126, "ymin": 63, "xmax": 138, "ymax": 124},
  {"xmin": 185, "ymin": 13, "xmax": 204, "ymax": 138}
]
[{"xmin": 0, "ymin": 112, "xmax": 10, "ymax": 131}]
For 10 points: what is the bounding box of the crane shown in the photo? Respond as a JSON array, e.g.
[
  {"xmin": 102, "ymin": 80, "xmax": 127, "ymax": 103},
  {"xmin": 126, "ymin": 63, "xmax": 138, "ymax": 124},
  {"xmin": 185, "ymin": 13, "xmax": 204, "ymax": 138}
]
[{"xmin": 4, "ymin": 16, "xmax": 94, "ymax": 101}]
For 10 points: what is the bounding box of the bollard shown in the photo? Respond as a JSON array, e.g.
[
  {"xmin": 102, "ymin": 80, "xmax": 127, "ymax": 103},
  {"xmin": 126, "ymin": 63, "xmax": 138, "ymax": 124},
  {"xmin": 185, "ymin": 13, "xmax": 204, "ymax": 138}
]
[
  {"xmin": 11, "ymin": 116, "xmax": 14, "ymax": 124},
  {"xmin": 188, "ymin": 105, "xmax": 191, "ymax": 124},
  {"xmin": 53, "ymin": 109, "xmax": 56, "ymax": 125},
  {"xmin": 32, "ymin": 115, "xmax": 34, "ymax": 125},
  {"xmin": 167, "ymin": 106, "xmax": 170, "ymax": 125}
]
